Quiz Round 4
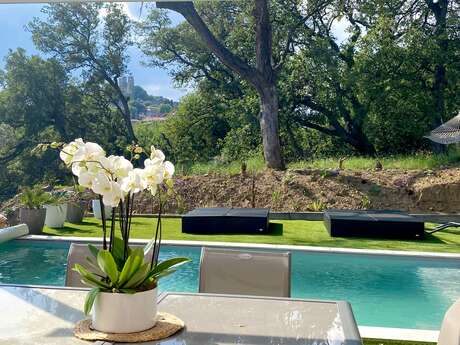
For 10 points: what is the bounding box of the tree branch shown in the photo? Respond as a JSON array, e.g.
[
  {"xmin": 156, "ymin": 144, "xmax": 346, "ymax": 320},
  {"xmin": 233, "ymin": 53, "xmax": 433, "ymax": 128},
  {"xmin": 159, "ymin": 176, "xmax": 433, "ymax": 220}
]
[{"xmin": 156, "ymin": 1, "xmax": 261, "ymax": 86}]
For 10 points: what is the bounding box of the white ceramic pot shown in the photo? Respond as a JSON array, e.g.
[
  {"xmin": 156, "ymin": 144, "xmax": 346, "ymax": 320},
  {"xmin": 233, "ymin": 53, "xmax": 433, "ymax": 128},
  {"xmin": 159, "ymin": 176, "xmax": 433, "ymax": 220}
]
[
  {"xmin": 92, "ymin": 288, "xmax": 158, "ymax": 333},
  {"xmin": 92, "ymin": 200, "xmax": 113, "ymax": 220},
  {"xmin": 44, "ymin": 204, "xmax": 68, "ymax": 228}
]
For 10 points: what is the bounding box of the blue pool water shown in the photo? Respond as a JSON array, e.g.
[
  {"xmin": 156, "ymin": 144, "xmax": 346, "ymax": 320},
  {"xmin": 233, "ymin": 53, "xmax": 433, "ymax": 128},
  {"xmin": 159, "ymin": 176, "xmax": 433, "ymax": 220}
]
[{"xmin": 0, "ymin": 240, "xmax": 459, "ymax": 330}]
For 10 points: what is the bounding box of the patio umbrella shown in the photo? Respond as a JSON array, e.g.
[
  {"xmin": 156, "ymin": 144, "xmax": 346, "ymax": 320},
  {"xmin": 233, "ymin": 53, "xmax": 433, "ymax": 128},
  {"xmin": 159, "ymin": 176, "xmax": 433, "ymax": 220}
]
[{"xmin": 425, "ymin": 112, "xmax": 460, "ymax": 144}]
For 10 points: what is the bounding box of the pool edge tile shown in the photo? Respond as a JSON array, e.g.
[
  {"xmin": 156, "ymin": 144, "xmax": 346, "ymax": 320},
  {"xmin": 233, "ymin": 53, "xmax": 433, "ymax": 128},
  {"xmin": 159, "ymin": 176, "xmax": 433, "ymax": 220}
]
[{"xmin": 20, "ymin": 235, "xmax": 460, "ymax": 259}]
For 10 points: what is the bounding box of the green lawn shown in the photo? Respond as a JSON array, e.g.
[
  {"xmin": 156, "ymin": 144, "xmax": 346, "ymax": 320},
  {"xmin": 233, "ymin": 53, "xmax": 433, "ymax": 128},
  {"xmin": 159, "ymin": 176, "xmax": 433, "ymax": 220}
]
[{"xmin": 44, "ymin": 218, "xmax": 460, "ymax": 253}]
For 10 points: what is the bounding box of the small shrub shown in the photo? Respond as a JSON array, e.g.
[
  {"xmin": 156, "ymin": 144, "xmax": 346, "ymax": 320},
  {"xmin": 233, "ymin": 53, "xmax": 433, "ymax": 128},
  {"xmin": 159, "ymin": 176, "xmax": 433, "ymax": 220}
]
[
  {"xmin": 19, "ymin": 186, "xmax": 54, "ymax": 209},
  {"xmin": 307, "ymin": 200, "xmax": 327, "ymax": 212},
  {"xmin": 360, "ymin": 195, "xmax": 371, "ymax": 209},
  {"xmin": 271, "ymin": 190, "xmax": 282, "ymax": 206}
]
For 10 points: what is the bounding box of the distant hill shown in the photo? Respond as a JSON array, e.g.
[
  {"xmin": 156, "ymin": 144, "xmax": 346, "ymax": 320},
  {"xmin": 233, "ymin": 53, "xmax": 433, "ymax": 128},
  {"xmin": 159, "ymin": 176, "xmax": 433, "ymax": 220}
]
[{"xmin": 130, "ymin": 85, "xmax": 178, "ymax": 119}]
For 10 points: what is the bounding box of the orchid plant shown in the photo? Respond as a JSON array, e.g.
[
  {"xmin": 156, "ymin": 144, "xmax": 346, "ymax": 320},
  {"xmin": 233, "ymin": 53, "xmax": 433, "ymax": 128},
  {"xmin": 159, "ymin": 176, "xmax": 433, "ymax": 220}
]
[{"xmin": 44, "ymin": 139, "xmax": 189, "ymax": 314}]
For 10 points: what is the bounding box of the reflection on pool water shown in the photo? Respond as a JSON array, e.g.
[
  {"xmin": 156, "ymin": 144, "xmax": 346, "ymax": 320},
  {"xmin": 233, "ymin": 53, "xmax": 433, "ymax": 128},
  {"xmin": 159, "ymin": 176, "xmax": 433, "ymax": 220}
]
[{"xmin": 0, "ymin": 239, "xmax": 459, "ymax": 330}]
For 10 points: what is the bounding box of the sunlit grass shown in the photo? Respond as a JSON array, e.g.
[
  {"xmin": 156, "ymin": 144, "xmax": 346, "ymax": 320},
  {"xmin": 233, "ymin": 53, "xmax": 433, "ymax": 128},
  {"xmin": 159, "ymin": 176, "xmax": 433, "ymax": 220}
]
[
  {"xmin": 181, "ymin": 155, "xmax": 266, "ymax": 175},
  {"xmin": 289, "ymin": 151, "xmax": 460, "ymax": 171},
  {"xmin": 43, "ymin": 217, "xmax": 460, "ymax": 253},
  {"xmin": 178, "ymin": 150, "xmax": 460, "ymax": 176}
]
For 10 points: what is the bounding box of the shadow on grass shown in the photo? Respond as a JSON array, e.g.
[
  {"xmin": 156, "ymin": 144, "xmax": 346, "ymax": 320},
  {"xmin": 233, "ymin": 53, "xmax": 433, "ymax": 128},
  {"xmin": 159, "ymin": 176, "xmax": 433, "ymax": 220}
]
[
  {"xmin": 268, "ymin": 222, "xmax": 283, "ymax": 236},
  {"xmin": 324, "ymin": 232, "xmax": 447, "ymax": 246},
  {"xmin": 45, "ymin": 223, "xmax": 99, "ymax": 235}
]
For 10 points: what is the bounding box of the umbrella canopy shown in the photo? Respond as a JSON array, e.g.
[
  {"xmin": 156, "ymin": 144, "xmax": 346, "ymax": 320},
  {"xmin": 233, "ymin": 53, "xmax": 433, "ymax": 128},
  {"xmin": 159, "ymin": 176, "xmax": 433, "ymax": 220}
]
[{"xmin": 425, "ymin": 112, "xmax": 460, "ymax": 145}]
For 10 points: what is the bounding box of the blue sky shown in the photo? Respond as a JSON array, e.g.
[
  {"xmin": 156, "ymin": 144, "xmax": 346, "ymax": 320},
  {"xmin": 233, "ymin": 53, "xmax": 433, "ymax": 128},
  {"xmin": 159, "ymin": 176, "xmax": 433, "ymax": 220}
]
[{"xmin": 0, "ymin": 3, "xmax": 189, "ymax": 101}]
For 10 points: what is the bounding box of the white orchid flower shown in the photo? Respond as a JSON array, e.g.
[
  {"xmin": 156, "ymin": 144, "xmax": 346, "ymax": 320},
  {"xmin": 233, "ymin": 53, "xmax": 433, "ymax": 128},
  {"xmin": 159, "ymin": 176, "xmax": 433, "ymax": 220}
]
[
  {"xmin": 142, "ymin": 162, "xmax": 165, "ymax": 186},
  {"xmin": 102, "ymin": 182, "xmax": 123, "ymax": 208},
  {"xmin": 60, "ymin": 140, "xmax": 174, "ymax": 202},
  {"xmin": 73, "ymin": 142, "xmax": 105, "ymax": 163},
  {"xmin": 71, "ymin": 142, "xmax": 106, "ymax": 177},
  {"xmin": 148, "ymin": 184, "xmax": 158, "ymax": 196},
  {"xmin": 91, "ymin": 172, "xmax": 124, "ymax": 207},
  {"xmin": 78, "ymin": 171, "xmax": 96, "ymax": 189},
  {"xmin": 163, "ymin": 161, "xmax": 175, "ymax": 179},
  {"xmin": 108, "ymin": 155, "xmax": 133, "ymax": 179},
  {"xmin": 121, "ymin": 169, "xmax": 146, "ymax": 194},
  {"xmin": 59, "ymin": 138, "xmax": 84, "ymax": 165},
  {"xmin": 145, "ymin": 146, "xmax": 165, "ymax": 167}
]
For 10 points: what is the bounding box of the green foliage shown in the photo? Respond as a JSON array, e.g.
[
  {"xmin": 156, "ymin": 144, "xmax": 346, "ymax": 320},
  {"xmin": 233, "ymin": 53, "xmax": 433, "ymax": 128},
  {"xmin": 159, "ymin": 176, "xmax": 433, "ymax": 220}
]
[
  {"xmin": 75, "ymin": 245, "xmax": 190, "ymax": 315},
  {"xmin": 159, "ymin": 93, "xmax": 230, "ymax": 165},
  {"xmin": 0, "ymin": 49, "xmax": 130, "ymax": 202},
  {"xmin": 137, "ymin": 0, "xmax": 460, "ymax": 161},
  {"xmin": 28, "ymin": 2, "xmax": 137, "ymax": 143},
  {"xmin": 18, "ymin": 186, "xmax": 54, "ymax": 209},
  {"xmin": 134, "ymin": 121, "xmax": 165, "ymax": 152}
]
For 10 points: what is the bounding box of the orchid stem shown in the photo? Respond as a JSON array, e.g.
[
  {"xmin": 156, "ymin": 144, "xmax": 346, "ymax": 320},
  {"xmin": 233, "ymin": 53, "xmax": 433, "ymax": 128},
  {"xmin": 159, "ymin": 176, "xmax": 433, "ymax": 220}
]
[{"xmin": 99, "ymin": 195, "xmax": 107, "ymax": 250}]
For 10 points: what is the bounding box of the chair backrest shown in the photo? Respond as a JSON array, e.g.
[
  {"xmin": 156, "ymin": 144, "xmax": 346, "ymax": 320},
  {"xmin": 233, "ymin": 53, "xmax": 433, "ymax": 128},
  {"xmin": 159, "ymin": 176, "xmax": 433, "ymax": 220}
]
[
  {"xmin": 199, "ymin": 247, "xmax": 291, "ymax": 297},
  {"xmin": 438, "ymin": 298, "xmax": 460, "ymax": 345},
  {"xmin": 65, "ymin": 243, "xmax": 152, "ymax": 288}
]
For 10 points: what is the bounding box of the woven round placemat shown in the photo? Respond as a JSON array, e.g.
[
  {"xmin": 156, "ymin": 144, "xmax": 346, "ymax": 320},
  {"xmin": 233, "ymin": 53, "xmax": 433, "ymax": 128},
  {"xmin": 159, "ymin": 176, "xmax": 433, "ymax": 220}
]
[{"xmin": 74, "ymin": 312, "xmax": 184, "ymax": 343}]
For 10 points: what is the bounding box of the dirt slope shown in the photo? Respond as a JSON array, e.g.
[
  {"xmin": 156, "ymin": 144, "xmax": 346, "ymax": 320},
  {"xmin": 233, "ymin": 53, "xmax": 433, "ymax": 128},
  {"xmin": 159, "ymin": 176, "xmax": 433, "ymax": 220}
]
[
  {"xmin": 2, "ymin": 168, "xmax": 459, "ymax": 215},
  {"xmin": 134, "ymin": 167, "xmax": 460, "ymax": 213}
]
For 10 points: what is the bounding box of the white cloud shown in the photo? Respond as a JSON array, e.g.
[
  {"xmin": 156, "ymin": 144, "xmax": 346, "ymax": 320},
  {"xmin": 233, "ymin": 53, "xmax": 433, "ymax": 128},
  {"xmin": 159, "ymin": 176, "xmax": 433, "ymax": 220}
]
[{"xmin": 143, "ymin": 83, "xmax": 190, "ymax": 101}]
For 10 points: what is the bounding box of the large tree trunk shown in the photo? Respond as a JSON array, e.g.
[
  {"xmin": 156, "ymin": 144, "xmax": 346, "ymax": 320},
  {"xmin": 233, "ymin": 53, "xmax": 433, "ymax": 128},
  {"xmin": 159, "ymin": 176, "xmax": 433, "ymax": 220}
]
[
  {"xmin": 259, "ymin": 85, "xmax": 283, "ymax": 169},
  {"xmin": 157, "ymin": 0, "xmax": 285, "ymax": 170},
  {"xmin": 119, "ymin": 96, "xmax": 137, "ymax": 144}
]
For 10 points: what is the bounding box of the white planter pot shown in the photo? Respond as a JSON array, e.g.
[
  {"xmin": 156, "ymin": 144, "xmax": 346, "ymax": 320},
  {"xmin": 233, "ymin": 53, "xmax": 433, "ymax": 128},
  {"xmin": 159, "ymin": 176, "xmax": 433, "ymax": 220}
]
[
  {"xmin": 92, "ymin": 200, "xmax": 113, "ymax": 220},
  {"xmin": 92, "ymin": 288, "xmax": 158, "ymax": 333},
  {"xmin": 44, "ymin": 204, "xmax": 68, "ymax": 228}
]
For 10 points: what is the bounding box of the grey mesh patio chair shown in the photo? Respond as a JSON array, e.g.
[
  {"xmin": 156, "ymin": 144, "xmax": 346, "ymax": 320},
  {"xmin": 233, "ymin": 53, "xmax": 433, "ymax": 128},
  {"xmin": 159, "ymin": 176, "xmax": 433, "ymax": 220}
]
[
  {"xmin": 199, "ymin": 247, "xmax": 291, "ymax": 297},
  {"xmin": 438, "ymin": 298, "xmax": 460, "ymax": 345},
  {"xmin": 65, "ymin": 243, "xmax": 153, "ymax": 288}
]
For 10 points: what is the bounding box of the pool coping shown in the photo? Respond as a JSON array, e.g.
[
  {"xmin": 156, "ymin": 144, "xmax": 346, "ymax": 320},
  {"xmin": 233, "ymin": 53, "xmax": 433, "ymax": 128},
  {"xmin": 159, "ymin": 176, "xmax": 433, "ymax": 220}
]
[
  {"xmin": 359, "ymin": 326, "xmax": 439, "ymax": 342},
  {"xmin": 11, "ymin": 235, "xmax": 457, "ymax": 341},
  {"xmin": 19, "ymin": 234, "xmax": 460, "ymax": 259}
]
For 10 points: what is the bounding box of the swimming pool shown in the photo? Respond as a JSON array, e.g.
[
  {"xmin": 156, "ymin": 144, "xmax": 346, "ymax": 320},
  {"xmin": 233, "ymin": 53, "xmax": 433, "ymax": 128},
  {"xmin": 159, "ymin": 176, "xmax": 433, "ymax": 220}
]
[{"xmin": 0, "ymin": 239, "xmax": 459, "ymax": 330}]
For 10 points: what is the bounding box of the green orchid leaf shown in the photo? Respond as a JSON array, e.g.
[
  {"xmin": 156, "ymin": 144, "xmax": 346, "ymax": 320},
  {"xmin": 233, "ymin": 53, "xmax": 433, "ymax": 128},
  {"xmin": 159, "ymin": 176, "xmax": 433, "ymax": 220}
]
[
  {"xmin": 80, "ymin": 276, "xmax": 109, "ymax": 290},
  {"xmin": 88, "ymin": 244, "xmax": 100, "ymax": 258},
  {"xmin": 152, "ymin": 257, "xmax": 190, "ymax": 274},
  {"xmin": 131, "ymin": 247, "xmax": 144, "ymax": 260},
  {"xmin": 85, "ymin": 256, "xmax": 100, "ymax": 272},
  {"xmin": 84, "ymin": 288, "xmax": 100, "ymax": 316},
  {"xmin": 118, "ymin": 251, "xmax": 143, "ymax": 286},
  {"xmin": 119, "ymin": 288, "xmax": 137, "ymax": 294},
  {"xmin": 111, "ymin": 237, "xmax": 132, "ymax": 271},
  {"xmin": 122, "ymin": 262, "xmax": 151, "ymax": 289},
  {"xmin": 149, "ymin": 268, "xmax": 179, "ymax": 281},
  {"xmin": 96, "ymin": 250, "xmax": 119, "ymax": 284},
  {"xmin": 73, "ymin": 264, "xmax": 111, "ymax": 289}
]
